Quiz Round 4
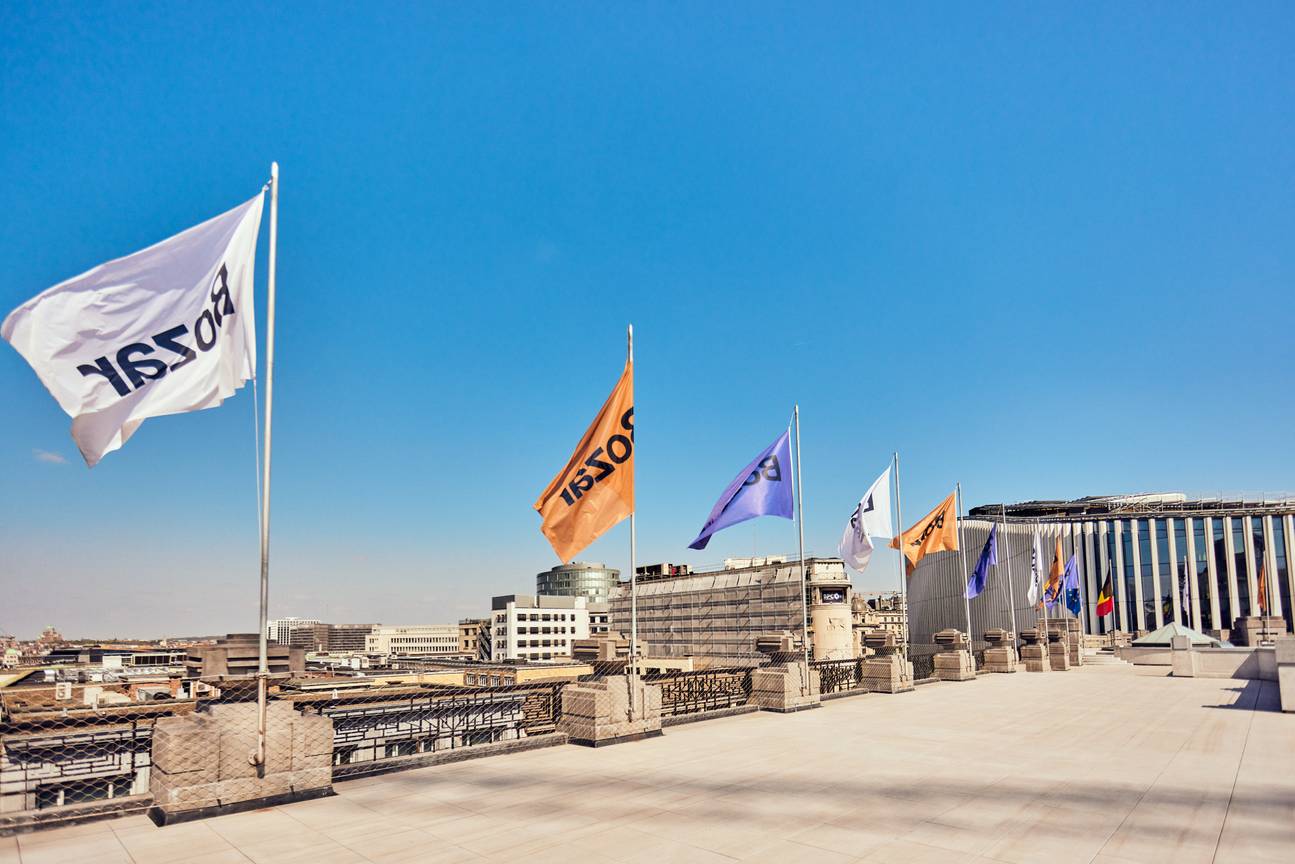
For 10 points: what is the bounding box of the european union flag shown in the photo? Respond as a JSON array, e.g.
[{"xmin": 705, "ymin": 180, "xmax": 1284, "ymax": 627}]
[
  {"xmin": 1063, "ymin": 555, "xmax": 1082, "ymax": 617},
  {"xmin": 965, "ymin": 524, "xmax": 997, "ymax": 599}
]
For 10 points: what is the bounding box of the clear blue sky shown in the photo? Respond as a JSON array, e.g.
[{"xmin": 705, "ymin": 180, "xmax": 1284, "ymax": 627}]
[{"xmin": 2, "ymin": 3, "xmax": 1292, "ymax": 639}]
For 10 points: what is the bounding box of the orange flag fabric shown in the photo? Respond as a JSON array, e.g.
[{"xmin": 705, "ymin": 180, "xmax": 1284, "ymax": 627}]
[
  {"xmin": 534, "ymin": 361, "xmax": 635, "ymax": 562},
  {"xmin": 890, "ymin": 491, "xmax": 958, "ymax": 574},
  {"xmin": 1258, "ymin": 562, "xmax": 1268, "ymax": 616},
  {"xmin": 1043, "ymin": 536, "xmax": 1064, "ymax": 604}
]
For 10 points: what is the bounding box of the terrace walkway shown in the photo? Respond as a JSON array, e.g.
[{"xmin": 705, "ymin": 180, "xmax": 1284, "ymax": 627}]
[{"xmin": 4, "ymin": 664, "xmax": 1292, "ymax": 864}]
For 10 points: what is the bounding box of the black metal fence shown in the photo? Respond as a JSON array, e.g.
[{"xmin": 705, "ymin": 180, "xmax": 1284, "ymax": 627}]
[
  {"xmin": 290, "ymin": 682, "xmax": 568, "ymax": 776},
  {"xmin": 643, "ymin": 667, "xmax": 753, "ymax": 716},
  {"xmin": 809, "ymin": 658, "xmax": 864, "ymax": 694},
  {"xmin": 0, "ymin": 674, "xmax": 572, "ymax": 830}
]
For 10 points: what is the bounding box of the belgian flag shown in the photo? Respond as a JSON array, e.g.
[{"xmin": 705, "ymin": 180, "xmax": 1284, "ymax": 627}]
[{"xmin": 1096, "ymin": 573, "xmax": 1114, "ymax": 617}]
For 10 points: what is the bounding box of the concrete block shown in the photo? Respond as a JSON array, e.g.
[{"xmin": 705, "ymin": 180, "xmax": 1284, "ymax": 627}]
[
  {"xmin": 292, "ymin": 716, "xmax": 334, "ymax": 766},
  {"xmin": 290, "ymin": 767, "xmax": 333, "ymax": 793},
  {"xmin": 152, "ymin": 761, "xmax": 219, "ymax": 789},
  {"xmin": 1048, "ymin": 643, "xmax": 1071, "ymax": 671},
  {"xmin": 934, "ymin": 651, "xmax": 975, "ymax": 682},
  {"xmin": 152, "ymin": 780, "xmax": 220, "ymax": 810},
  {"xmin": 1276, "ymin": 639, "xmax": 1295, "ymax": 714},
  {"xmin": 150, "ymin": 719, "xmax": 216, "ymax": 774},
  {"xmin": 1021, "ymin": 645, "xmax": 1050, "ymax": 673}
]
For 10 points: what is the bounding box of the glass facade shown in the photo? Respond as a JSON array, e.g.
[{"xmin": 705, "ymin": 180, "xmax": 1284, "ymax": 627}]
[
  {"xmin": 1231, "ymin": 518, "xmax": 1252, "ymax": 619},
  {"xmin": 1172, "ymin": 519, "xmax": 1188, "ymax": 625},
  {"xmin": 1121, "ymin": 523, "xmax": 1137, "ymax": 629},
  {"xmin": 535, "ymin": 561, "xmax": 619, "ymax": 601},
  {"xmin": 1274, "ymin": 518, "xmax": 1292, "ymax": 632},
  {"xmin": 1193, "ymin": 519, "xmax": 1214, "ymax": 631},
  {"xmin": 1154, "ymin": 520, "xmax": 1171, "ymax": 627},
  {"xmin": 1136, "ymin": 519, "xmax": 1155, "ymax": 630},
  {"xmin": 1108, "ymin": 523, "xmax": 1129, "ymax": 632},
  {"xmin": 921, "ymin": 499, "xmax": 1295, "ymax": 643},
  {"xmin": 1212, "ymin": 519, "xmax": 1231, "ymax": 625}
]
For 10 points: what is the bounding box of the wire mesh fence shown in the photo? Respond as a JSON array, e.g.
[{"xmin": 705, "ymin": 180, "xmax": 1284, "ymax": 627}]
[
  {"xmin": 0, "ymin": 671, "xmax": 582, "ymax": 829},
  {"xmin": 0, "ymin": 659, "xmax": 784, "ymax": 831}
]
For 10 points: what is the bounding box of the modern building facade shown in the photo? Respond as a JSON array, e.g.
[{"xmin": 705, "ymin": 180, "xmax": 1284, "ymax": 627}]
[
  {"xmin": 324, "ymin": 624, "xmax": 375, "ymax": 653},
  {"xmin": 266, "ymin": 617, "xmax": 324, "ymax": 650},
  {"xmin": 535, "ymin": 561, "xmax": 620, "ymax": 602},
  {"xmin": 908, "ymin": 493, "xmax": 1295, "ymax": 648},
  {"xmin": 490, "ymin": 595, "xmax": 593, "ymax": 662},
  {"xmin": 608, "ymin": 557, "xmax": 855, "ymax": 663},
  {"xmin": 365, "ymin": 625, "xmax": 461, "ymax": 657}
]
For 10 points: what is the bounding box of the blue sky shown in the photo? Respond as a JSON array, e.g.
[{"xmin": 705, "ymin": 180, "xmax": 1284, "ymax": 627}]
[{"xmin": 2, "ymin": 3, "xmax": 1293, "ymax": 639}]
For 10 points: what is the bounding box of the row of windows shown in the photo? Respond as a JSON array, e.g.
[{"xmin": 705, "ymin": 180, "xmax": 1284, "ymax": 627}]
[{"xmin": 512, "ymin": 638, "xmax": 569, "ymax": 648}]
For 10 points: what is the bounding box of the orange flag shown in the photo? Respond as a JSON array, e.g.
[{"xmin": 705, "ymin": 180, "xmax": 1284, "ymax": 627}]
[
  {"xmin": 890, "ymin": 491, "xmax": 958, "ymax": 574},
  {"xmin": 1044, "ymin": 536, "xmax": 1064, "ymax": 605},
  {"xmin": 534, "ymin": 361, "xmax": 635, "ymax": 562}
]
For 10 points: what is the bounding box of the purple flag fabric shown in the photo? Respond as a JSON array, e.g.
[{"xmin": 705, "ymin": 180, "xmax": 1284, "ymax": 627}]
[
  {"xmin": 965, "ymin": 524, "xmax": 997, "ymax": 599},
  {"xmin": 688, "ymin": 428, "xmax": 794, "ymax": 550}
]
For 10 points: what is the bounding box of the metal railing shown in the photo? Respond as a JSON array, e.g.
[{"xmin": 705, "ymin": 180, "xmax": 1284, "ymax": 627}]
[
  {"xmin": 910, "ymin": 651, "xmax": 936, "ymax": 681},
  {"xmin": 0, "ymin": 673, "xmax": 572, "ymax": 830},
  {"xmin": 643, "ymin": 667, "xmax": 752, "ymax": 716},
  {"xmin": 809, "ymin": 658, "xmax": 864, "ymax": 694},
  {"xmin": 300, "ymin": 682, "xmax": 567, "ymax": 775}
]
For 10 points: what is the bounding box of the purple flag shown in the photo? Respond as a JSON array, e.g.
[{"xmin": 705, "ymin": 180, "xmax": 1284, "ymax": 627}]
[
  {"xmin": 688, "ymin": 428, "xmax": 794, "ymax": 550},
  {"xmin": 965, "ymin": 524, "xmax": 997, "ymax": 599}
]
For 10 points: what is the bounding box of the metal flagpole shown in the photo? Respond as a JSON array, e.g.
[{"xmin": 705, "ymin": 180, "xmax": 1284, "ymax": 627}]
[
  {"xmin": 893, "ymin": 452, "xmax": 907, "ymax": 658},
  {"xmin": 254, "ymin": 161, "xmax": 279, "ymax": 772},
  {"xmin": 1000, "ymin": 505, "xmax": 1019, "ymax": 652},
  {"xmin": 627, "ymin": 324, "xmax": 638, "ymax": 714},
  {"xmin": 1037, "ymin": 518, "xmax": 1048, "ymax": 639},
  {"xmin": 793, "ymin": 405, "xmax": 810, "ymax": 684},
  {"xmin": 956, "ymin": 483, "xmax": 973, "ymax": 663}
]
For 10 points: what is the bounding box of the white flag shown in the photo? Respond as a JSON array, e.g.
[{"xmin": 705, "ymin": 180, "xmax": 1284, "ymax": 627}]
[
  {"xmin": 1027, "ymin": 529, "xmax": 1043, "ymax": 605},
  {"xmin": 2, "ymin": 193, "xmax": 264, "ymax": 466},
  {"xmin": 838, "ymin": 465, "xmax": 894, "ymax": 573}
]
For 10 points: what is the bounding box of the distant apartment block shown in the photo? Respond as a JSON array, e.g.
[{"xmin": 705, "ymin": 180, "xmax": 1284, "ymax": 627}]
[
  {"xmin": 266, "ymin": 617, "xmax": 323, "ymax": 650},
  {"xmin": 491, "ymin": 595, "xmax": 604, "ymax": 662},
  {"xmin": 324, "ymin": 624, "xmax": 375, "ymax": 653}
]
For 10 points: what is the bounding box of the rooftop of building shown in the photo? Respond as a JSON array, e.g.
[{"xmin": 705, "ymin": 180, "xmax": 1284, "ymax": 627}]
[
  {"xmin": 616, "ymin": 556, "xmax": 850, "ymax": 594},
  {"xmin": 9, "ymin": 662, "xmax": 1290, "ymax": 863},
  {"xmin": 540, "ymin": 560, "xmax": 619, "ymax": 572},
  {"xmin": 491, "ymin": 593, "xmax": 605, "ymax": 610},
  {"xmin": 969, "ymin": 491, "xmax": 1295, "ymax": 520}
]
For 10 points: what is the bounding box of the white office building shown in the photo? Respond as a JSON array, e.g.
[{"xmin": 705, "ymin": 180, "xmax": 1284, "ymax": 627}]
[
  {"xmin": 267, "ymin": 617, "xmax": 322, "ymax": 648},
  {"xmin": 365, "ymin": 625, "xmax": 461, "ymax": 657},
  {"xmin": 490, "ymin": 595, "xmax": 599, "ymax": 662}
]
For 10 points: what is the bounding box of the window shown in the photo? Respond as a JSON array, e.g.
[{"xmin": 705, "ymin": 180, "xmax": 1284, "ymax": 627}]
[
  {"xmin": 1193, "ymin": 519, "xmax": 1214, "ymax": 631},
  {"xmin": 1212, "ymin": 519, "xmax": 1232, "ymax": 622},
  {"xmin": 1155, "ymin": 520, "xmax": 1171, "ymax": 626},
  {"xmin": 1233, "ymin": 518, "xmax": 1252, "ymax": 618}
]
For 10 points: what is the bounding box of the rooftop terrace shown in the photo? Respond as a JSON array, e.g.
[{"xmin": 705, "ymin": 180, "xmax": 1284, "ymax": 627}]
[{"xmin": 4, "ymin": 662, "xmax": 1291, "ymax": 864}]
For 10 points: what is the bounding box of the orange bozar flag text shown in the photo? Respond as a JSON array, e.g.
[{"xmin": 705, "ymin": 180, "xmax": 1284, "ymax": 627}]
[
  {"xmin": 889, "ymin": 491, "xmax": 958, "ymax": 575},
  {"xmin": 534, "ymin": 361, "xmax": 635, "ymax": 562}
]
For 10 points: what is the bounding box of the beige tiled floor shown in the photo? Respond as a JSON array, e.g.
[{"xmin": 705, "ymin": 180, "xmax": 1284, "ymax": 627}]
[{"xmin": 9, "ymin": 664, "xmax": 1294, "ymax": 863}]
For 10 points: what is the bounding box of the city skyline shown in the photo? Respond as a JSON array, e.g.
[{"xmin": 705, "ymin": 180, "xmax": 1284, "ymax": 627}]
[{"xmin": 4, "ymin": 4, "xmax": 1294, "ymax": 638}]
